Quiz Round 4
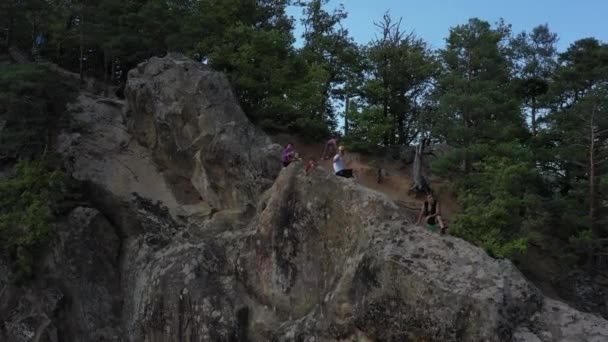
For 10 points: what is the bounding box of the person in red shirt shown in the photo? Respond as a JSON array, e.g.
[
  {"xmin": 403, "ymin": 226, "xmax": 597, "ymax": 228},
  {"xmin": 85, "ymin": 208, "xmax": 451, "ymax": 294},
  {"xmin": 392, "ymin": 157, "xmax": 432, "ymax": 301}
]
[{"xmin": 305, "ymin": 158, "xmax": 317, "ymax": 175}]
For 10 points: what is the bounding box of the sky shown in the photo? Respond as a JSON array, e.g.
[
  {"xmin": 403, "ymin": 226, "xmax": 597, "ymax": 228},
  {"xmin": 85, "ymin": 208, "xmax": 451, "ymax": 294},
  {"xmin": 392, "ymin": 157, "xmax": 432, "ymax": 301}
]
[{"xmin": 287, "ymin": 0, "xmax": 608, "ymax": 51}]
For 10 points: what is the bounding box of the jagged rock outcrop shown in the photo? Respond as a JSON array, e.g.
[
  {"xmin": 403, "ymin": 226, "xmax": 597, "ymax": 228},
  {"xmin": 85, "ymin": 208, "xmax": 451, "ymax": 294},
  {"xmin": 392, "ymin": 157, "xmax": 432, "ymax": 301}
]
[
  {"xmin": 237, "ymin": 166, "xmax": 520, "ymax": 340},
  {"xmin": 2, "ymin": 54, "xmax": 607, "ymax": 342},
  {"xmin": 124, "ymin": 54, "xmax": 281, "ymax": 211},
  {"xmin": 52, "ymin": 54, "xmax": 284, "ymax": 341}
]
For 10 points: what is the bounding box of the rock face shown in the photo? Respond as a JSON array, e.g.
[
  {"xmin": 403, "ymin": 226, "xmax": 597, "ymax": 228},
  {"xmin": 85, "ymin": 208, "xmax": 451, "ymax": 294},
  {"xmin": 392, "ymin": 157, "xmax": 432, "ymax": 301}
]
[
  {"xmin": 124, "ymin": 53, "xmax": 281, "ymax": 211},
  {"xmin": 555, "ymin": 271, "xmax": 608, "ymax": 319},
  {"xmin": 0, "ymin": 208, "xmax": 121, "ymax": 342},
  {"xmin": 240, "ymin": 166, "xmax": 542, "ymax": 341},
  {"xmin": 2, "ymin": 54, "xmax": 607, "ymax": 342},
  {"xmin": 513, "ymin": 298, "xmax": 608, "ymax": 342}
]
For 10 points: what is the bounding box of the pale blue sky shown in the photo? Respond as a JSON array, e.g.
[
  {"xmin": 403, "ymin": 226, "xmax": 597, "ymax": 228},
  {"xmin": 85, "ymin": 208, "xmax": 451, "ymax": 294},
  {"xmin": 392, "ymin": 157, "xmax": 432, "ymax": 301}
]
[{"xmin": 287, "ymin": 0, "xmax": 608, "ymax": 51}]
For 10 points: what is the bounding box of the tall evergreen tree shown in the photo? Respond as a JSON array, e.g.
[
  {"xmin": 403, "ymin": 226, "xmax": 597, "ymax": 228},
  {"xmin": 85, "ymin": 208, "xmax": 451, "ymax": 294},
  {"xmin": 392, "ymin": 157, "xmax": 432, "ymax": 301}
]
[
  {"xmin": 298, "ymin": 0, "xmax": 358, "ymax": 130},
  {"xmin": 546, "ymin": 38, "xmax": 608, "ymax": 242},
  {"xmin": 365, "ymin": 13, "xmax": 436, "ymax": 145},
  {"xmin": 349, "ymin": 12, "xmax": 436, "ymax": 151},
  {"xmin": 436, "ymin": 18, "xmax": 522, "ymax": 173},
  {"xmin": 512, "ymin": 24, "xmax": 558, "ymax": 135}
]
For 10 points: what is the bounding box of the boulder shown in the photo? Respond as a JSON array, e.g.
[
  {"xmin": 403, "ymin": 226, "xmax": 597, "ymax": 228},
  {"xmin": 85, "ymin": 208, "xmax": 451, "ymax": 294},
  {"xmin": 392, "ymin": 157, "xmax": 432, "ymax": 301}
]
[
  {"xmin": 119, "ymin": 231, "xmax": 244, "ymax": 341},
  {"xmin": 240, "ymin": 165, "xmax": 544, "ymax": 341},
  {"xmin": 124, "ymin": 53, "xmax": 281, "ymax": 211}
]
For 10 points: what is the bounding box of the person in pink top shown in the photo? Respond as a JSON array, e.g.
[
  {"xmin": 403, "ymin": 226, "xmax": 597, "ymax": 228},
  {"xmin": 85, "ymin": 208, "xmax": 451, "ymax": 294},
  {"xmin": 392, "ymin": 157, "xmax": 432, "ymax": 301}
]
[
  {"xmin": 321, "ymin": 136, "xmax": 339, "ymax": 160},
  {"xmin": 282, "ymin": 143, "xmax": 296, "ymax": 167}
]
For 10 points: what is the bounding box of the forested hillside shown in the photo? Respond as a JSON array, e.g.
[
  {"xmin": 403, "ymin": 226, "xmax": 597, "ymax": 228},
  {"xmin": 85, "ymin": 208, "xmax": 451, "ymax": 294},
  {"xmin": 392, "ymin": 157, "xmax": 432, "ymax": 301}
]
[{"xmin": 1, "ymin": 0, "xmax": 607, "ymax": 278}]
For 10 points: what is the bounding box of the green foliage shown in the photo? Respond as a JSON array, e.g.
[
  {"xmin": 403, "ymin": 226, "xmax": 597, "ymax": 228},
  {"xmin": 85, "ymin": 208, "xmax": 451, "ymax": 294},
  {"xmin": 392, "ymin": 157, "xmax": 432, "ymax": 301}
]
[
  {"xmin": 540, "ymin": 39, "xmax": 608, "ymax": 252},
  {"xmin": 436, "ymin": 19, "xmax": 524, "ymax": 158},
  {"xmin": 348, "ymin": 12, "xmax": 437, "ymax": 147},
  {"xmin": 0, "ymin": 64, "xmax": 76, "ymax": 161},
  {"xmin": 450, "ymin": 150, "xmax": 546, "ymax": 258},
  {"xmin": 0, "ymin": 156, "xmax": 80, "ymax": 284},
  {"xmin": 190, "ymin": 0, "xmax": 301, "ymax": 125},
  {"xmin": 568, "ymin": 229, "xmax": 601, "ymax": 255},
  {"xmin": 510, "ymin": 24, "xmax": 558, "ymax": 134},
  {"xmin": 342, "ymin": 104, "xmax": 390, "ymax": 154},
  {"xmin": 1, "ymin": 0, "xmax": 53, "ymax": 52},
  {"xmin": 295, "ymin": 0, "xmax": 360, "ymax": 130},
  {"xmin": 430, "ymin": 151, "xmax": 463, "ymax": 176}
]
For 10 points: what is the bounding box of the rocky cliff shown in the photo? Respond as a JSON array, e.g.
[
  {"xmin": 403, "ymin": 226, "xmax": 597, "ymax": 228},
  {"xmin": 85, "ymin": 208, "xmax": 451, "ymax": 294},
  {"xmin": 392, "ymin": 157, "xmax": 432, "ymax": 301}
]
[{"xmin": 1, "ymin": 54, "xmax": 607, "ymax": 342}]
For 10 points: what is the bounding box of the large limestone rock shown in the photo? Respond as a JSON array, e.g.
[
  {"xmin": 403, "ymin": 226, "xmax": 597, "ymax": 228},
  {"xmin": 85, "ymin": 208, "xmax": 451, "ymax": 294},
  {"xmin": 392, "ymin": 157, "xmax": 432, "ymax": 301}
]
[
  {"xmin": 3, "ymin": 54, "xmax": 606, "ymax": 342},
  {"xmin": 115, "ymin": 195, "xmax": 249, "ymax": 342},
  {"xmin": 240, "ymin": 165, "xmax": 538, "ymax": 341},
  {"xmin": 238, "ymin": 165, "xmax": 608, "ymax": 341},
  {"xmin": 124, "ymin": 53, "xmax": 281, "ymax": 211},
  {"xmin": 56, "ymin": 93, "xmax": 204, "ymax": 226}
]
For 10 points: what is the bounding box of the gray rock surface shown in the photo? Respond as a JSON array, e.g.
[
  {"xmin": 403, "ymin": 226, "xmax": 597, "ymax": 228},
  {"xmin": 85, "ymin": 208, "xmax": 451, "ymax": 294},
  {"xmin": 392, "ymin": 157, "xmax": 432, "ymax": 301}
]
[
  {"xmin": 240, "ymin": 165, "xmax": 543, "ymax": 341},
  {"xmin": 555, "ymin": 271, "xmax": 608, "ymax": 320},
  {"xmin": 2, "ymin": 54, "xmax": 606, "ymax": 342},
  {"xmin": 513, "ymin": 298, "xmax": 608, "ymax": 342},
  {"xmin": 124, "ymin": 53, "xmax": 281, "ymax": 211}
]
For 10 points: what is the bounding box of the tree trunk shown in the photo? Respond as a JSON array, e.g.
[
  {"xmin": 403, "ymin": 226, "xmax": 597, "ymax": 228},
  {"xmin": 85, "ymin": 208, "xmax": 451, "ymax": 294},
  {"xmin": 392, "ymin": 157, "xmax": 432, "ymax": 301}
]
[
  {"xmin": 103, "ymin": 49, "xmax": 109, "ymax": 97},
  {"xmin": 344, "ymin": 94, "xmax": 349, "ymax": 136},
  {"xmin": 463, "ymin": 50, "xmax": 472, "ymax": 174},
  {"xmin": 6, "ymin": 17, "xmax": 14, "ymax": 51},
  {"xmin": 79, "ymin": 10, "xmax": 85, "ymax": 86},
  {"xmin": 111, "ymin": 57, "xmax": 116, "ymax": 83},
  {"xmin": 411, "ymin": 139, "xmax": 430, "ymax": 195},
  {"xmin": 396, "ymin": 92, "xmax": 405, "ymax": 145},
  {"xmin": 531, "ymin": 96, "xmax": 537, "ymax": 135},
  {"xmin": 390, "ymin": 109, "xmax": 397, "ymax": 146},
  {"xmin": 463, "ymin": 108, "xmax": 471, "ymax": 173},
  {"xmin": 320, "ymin": 77, "xmax": 333, "ymax": 122},
  {"xmin": 382, "ymin": 94, "xmax": 389, "ymax": 146},
  {"xmin": 588, "ymin": 101, "xmax": 598, "ymax": 236}
]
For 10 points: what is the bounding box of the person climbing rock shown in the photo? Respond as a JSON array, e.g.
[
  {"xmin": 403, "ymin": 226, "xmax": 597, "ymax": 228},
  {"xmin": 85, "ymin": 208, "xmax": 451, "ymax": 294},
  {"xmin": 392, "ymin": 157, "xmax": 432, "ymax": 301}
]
[
  {"xmin": 321, "ymin": 136, "xmax": 339, "ymax": 160},
  {"xmin": 416, "ymin": 193, "xmax": 446, "ymax": 234},
  {"xmin": 333, "ymin": 146, "xmax": 354, "ymax": 178},
  {"xmin": 282, "ymin": 143, "xmax": 296, "ymax": 167}
]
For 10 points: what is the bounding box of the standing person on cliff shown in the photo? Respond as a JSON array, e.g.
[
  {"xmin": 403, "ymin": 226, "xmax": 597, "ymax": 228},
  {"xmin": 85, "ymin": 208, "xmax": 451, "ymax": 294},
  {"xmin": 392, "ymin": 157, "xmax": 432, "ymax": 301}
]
[{"xmin": 321, "ymin": 135, "xmax": 339, "ymax": 160}]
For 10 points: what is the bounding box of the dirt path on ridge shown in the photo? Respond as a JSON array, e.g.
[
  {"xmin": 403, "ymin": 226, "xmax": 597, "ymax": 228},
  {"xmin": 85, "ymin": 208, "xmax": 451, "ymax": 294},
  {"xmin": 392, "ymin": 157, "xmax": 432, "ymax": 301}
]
[{"xmin": 271, "ymin": 134, "xmax": 459, "ymax": 223}]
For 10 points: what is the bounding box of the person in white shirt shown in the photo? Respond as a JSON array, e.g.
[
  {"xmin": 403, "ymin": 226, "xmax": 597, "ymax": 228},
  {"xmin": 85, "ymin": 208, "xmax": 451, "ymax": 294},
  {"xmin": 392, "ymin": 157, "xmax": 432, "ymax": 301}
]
[{"xmin": 333, "ymin": 146, "xmax": 354, "ymax": 178}]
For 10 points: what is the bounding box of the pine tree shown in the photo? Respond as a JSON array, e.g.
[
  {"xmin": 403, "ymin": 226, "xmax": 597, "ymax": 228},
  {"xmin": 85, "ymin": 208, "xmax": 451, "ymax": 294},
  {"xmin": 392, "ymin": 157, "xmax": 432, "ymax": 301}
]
[
  {"xmin": 512, "ymin": 24, "xmax": 558, "ymax": 135},
  {"xmin": 547, "ymin": 38, "xmax": 608, "ymax": 241},
  {"xmin": 436, "ymin": 18, "xmax": 522, "ymax": 173},
  {"xmin": 297, "ymin": 0, "xmax": 358, "ymax": 129}
]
